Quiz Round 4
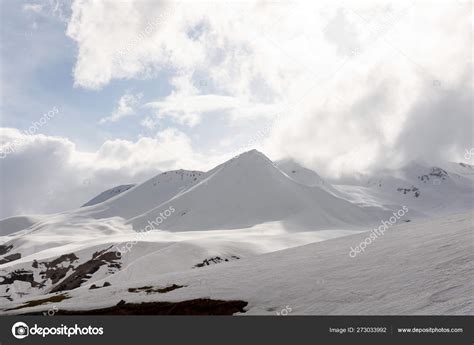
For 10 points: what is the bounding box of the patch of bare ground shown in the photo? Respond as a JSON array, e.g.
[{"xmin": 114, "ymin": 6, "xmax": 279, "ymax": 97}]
[
  {"xmin": 6, "ymin": 293, "xmax": 69, "ymax": 311},
  {"xmin": 128, "ymin": 284, "xmax": 184, "ymax": 294},
  {"xmin": 194, "ymin": 255, "xmax": 240, "ymax": 268},
  {"xmin": 0, "ymin": 245, "xmax": 13, "ymax": 255},
  {"xmin": 50, "ymin": 247, "xmax": 121, "ymax": 293},
  {"xmin": 38, "ymin": 253, "xmax": 78, "ymax": 285},
  {"xmin": 0, "ymin": 269, "xmax": 43, "ymax": 288},
  {"xmin": 26, "ymin": 299, "xmax": 248, "ymax": 315},
  {"xmin": 0, "ymin": 253, "xmax": 21, "ymax": 264}
]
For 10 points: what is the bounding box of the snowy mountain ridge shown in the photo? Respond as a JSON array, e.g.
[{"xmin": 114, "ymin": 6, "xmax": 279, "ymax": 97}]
[
  {"xmin": 0, "ymin": 150, "xmax": 472, "ymax": 315},
  {"xmin": 82, "ymin": 184, "xmax": 136, "ymax": 207}
]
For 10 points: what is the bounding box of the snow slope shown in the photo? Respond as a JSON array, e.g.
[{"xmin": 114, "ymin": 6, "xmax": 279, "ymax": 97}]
[
  {"xmin": 276, "ymin": 158, "xmax": 326, "ymax": 187},
  {"xmin": 4, "ymin": 211, "xmax": 471, "ymax": 315},
  {"xmin": 78, "ymin": 169, "xmax": 204, "ymax": 220},
  {"xmin": 0, "ymin": 223, "xmax": 357, "ymax": 304},
  {"xmin": 444, "ymin": 162, "xmax": 474, "ymax": 181}
]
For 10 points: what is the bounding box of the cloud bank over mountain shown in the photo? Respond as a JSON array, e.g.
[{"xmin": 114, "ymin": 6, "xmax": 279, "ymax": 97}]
[{"xmin": 0, "ymin": 0, "xmax": 472, "ymax": 217}]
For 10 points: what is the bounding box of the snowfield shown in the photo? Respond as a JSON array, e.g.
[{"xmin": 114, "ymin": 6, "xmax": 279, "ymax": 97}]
[
  {"xmin": 2, "ymin": 212, "xmax": 472, "ymax": 315},
  {"xmin": 0, "ymin": 151, "xmax": 472, "ymax": 315}
]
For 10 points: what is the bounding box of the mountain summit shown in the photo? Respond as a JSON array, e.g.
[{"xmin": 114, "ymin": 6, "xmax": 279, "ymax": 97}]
[{"xmin": 127, "ymin": 150, "xmax": 388, "ymax": 231}]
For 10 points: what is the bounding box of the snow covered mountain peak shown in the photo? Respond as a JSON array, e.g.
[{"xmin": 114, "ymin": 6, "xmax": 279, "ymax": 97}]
[
  {"xmin": 205, "ymin": 149, "xmax": 282, "ymax": 180},
  {"xmin": 227, "ymin": 149, "xmax": 274, "ymax": 166},
  {"xmin": 126, "ymin": 149, "xmax": 391, "ymax": 232}
]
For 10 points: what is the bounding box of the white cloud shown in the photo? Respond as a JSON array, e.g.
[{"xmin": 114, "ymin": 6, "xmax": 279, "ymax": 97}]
[
  {"xmin": 140, "ymin": 116, "xmax": 157, "ymax": 130},
  {"xmin": 62, "ymin": 0, "xmax": 472, "ymax": 176},
  {"xmin": 23, "ymin": 1, "xmax": 70, "ymax": 22},
  {"xmin": 99, "ymin": 92, "xmax": 143, "ymax": 124},
  {"xmin": 145, "ymin": 93, "xmax": 282, "ymax": 127},
  {"xmin": 66, "ymin": 0, "xmax": 183, "ymax": 90}
]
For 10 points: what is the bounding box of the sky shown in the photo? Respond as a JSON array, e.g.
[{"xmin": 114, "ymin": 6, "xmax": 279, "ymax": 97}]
[{"xmin": 0, "ymin": 0, "xmax": 472, "ymax": 218}]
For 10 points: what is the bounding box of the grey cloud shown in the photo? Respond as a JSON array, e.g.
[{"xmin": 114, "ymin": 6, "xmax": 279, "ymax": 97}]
[{"xmin": 392, "ymin": 74, "xmax": 473, "ymax": 164}]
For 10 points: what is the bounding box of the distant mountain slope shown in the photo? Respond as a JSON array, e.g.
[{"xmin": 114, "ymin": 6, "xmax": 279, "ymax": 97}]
[
  {"xmin": 0, "ymin": 215, "xmax": 46, "ymax": 236},
  {"xmin": 276, "ymin": 158, "xmax": 345, "ymax": 197},
  {"xmin": 276, "ymin": 158, "xmax": 325, "ymax": 187},
  {"xmin": 444, "ymin": 162, "xmax": 474, "ymax": 181},
  {"xmin": 82, "ymin": 184, "xmax": 136, "ymax": 207},
  {"xmin": 334, "ymin": 160, "xmax": 474, "ymax": 216},
  {"xmin": 79, "ymin": 170, "xmax": 204, "ymax": 220}
]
